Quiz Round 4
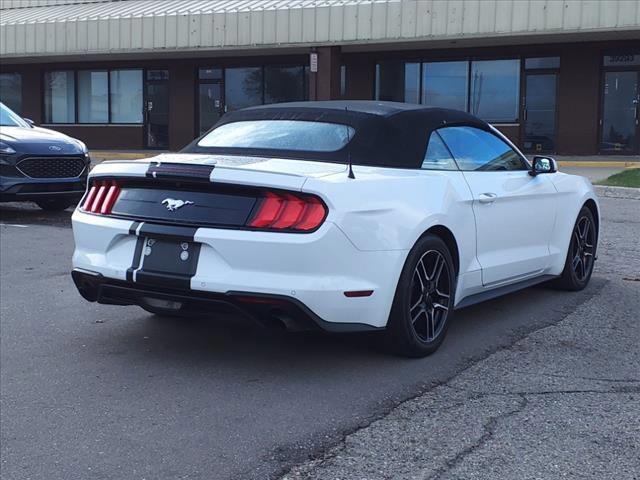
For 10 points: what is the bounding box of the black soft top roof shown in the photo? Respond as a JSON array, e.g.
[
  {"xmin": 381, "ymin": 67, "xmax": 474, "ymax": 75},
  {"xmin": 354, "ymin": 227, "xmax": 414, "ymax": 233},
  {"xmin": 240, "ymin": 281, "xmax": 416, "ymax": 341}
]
[{"xmin": 183, "ymin": 101, "xmax": 492, "ymax": 168}]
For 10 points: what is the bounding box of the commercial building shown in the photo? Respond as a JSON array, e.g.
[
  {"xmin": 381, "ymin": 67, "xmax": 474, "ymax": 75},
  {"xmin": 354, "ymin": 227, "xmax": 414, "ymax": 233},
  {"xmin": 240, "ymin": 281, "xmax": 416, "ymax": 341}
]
[{"xmin": 1, "ymin": 0, "xmax": 639, "ymax": 155}]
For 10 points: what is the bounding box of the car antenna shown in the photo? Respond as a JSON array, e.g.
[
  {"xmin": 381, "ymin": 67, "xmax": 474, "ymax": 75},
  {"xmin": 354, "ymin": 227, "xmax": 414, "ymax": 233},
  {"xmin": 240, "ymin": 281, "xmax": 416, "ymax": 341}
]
[{"xmin": 344, "ymin": 107, "xmax": 355, "ymax": 179}]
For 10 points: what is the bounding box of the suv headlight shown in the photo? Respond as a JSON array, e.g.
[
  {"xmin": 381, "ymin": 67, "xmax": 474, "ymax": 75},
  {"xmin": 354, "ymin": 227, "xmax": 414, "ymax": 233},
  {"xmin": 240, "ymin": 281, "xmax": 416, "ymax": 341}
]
[
  {"xmin": 75, "ymin": 139, "xmax": 89, "ymax": 154},
  {"xmin": 0, "ymin": 141, "xmax": 16, "ymax": 155}
]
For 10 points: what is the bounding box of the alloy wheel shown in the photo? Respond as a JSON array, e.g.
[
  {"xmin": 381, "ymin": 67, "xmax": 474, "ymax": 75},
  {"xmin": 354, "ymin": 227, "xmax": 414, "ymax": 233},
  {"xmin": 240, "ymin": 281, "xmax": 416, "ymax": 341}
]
[
  {"xmin": 571, "ymin": 215, "xmax": 595, "ymax": 282},
  {"xmin": 409, "ymin": 250, "xmax": 452, "ymax": 342}
]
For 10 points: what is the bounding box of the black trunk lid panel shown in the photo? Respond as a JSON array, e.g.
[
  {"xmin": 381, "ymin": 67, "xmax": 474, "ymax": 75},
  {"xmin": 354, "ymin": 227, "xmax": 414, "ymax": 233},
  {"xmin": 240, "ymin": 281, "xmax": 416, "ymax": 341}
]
[{"xmin": 110, "ymin": 184, "xmax": 258, "ymax": 228}]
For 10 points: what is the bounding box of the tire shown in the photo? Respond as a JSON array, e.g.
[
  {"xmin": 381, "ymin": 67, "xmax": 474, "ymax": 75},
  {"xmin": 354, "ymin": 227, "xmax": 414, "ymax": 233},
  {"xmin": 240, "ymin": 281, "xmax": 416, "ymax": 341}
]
[
  {"xmin": 551, "ymin": 206, "xmax": 597, "ymax": 291},
  {"xmin": 35, "ymin": 199, "xmax": 75, "ymax": 211},
  {"xmin": 385, "ymin": 234, "xmax": 456, "ymax": 358}
]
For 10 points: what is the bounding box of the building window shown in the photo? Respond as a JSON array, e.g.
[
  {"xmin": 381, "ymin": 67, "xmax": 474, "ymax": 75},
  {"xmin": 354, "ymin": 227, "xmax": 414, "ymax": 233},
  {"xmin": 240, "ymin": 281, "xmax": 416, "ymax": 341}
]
[
  {"xmin": 44, "ymin": 69, "xmax": 143, "ymax": 124},
  {"xmin": 375, "ymin": 61, "xmax": 405, "ymax": 102},
  {"xmin": 525, "ymin": 57, "xmax": 560, "ymax": 70},
  {"xmin": 404, "ymin": 63, "xmax": 421, "ymax": 104},
  {"xmin": 197, "ymin": 65, "xmax": 307, "ymax": 134},
  {"xmin": 340, "ymin": 65, "xmax": 347, "ymax": 97},
  {"xmin": 470, "ymin": 60, "xmax": 520, "ymax": 123},
  {"xmin": 78, "ymin": 71, "xmax": 108, "ymax": 123},
  {"xmin": 225, "ymin": 67, "xmax": 263, "ymax": 112},
  {"xmin": 44, "ymin": 71, "xmax": 76, "ymax": 123},
  {"xmin": 422, "ymin": 61, "xmax": 468, "ymax": 111},
  {"xmin": 0, "ymin": 73, "xmax": 22, "ymax": 114},
  {"xmin": 110, "ymin": 70, "xmax": 143, "ymax": 123},
  {"xmin": 264, "ymin": 66, "xmax": 305, "ymax": 105}
]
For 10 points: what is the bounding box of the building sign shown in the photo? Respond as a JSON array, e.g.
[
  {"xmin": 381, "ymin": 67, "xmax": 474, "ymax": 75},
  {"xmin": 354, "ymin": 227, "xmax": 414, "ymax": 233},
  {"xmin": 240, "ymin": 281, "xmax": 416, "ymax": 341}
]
[
  {"xmin": 310, "ymin": 53, "xmax": 318, "ymax": 73},
  {"xmin": 604, "ymin": 53, "xmax": 640, "ymax": 66}
]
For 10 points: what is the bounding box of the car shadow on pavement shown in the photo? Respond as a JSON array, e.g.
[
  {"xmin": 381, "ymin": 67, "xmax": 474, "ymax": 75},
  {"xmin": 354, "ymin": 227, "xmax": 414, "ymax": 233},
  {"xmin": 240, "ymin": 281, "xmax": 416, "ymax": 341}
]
[
  {"xmin": 0, "ymin": 202, "xmax": 73, "ymax": 227},
  {"xmin": 84, "ymin": 277, "xmax": 604, "ymax": 376}
]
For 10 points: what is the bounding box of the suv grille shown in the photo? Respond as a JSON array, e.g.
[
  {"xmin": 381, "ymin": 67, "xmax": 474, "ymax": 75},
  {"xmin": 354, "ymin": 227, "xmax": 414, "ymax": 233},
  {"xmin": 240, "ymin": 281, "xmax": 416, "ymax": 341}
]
[{"xmin": 17, "ymin": 157, "xmax": 86, "ymax": 179}]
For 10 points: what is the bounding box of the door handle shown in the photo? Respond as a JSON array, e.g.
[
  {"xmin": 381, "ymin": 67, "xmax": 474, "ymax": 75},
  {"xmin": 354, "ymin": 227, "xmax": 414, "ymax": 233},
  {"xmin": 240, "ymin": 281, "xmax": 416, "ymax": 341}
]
[{"xmin": 478, "ymin": 193, "xmax": 498, "ymax": 204}]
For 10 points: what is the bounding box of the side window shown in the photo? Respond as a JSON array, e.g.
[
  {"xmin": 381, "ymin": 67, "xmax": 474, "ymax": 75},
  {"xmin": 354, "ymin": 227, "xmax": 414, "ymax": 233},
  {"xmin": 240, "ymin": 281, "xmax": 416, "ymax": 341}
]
[
  {"xmin": 422, "ymin": 131, "xmax": 458, "ymax": 170},
  {"xmin": 438, "ymin": 126, "xmax": 526, "ymax": 171}
]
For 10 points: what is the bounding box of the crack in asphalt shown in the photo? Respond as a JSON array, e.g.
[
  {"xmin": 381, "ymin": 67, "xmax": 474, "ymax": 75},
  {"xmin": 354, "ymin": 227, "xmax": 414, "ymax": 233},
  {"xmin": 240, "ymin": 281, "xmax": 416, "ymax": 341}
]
[
  {"xmin": 445, "ymin": 384, "xmax": 640, "ymax": 397},
  {"xmin": 280, "ymin": 280, "xmax": 609, "ymax": 480},
  {"xmin": 424, "ymin": 393, "xmax": 529, "ymax": 480},
  {"xmin": 423, "ymin": 384, "xmax": 640, "ymax": 480},
  {"xmin": 506, "ymin": 371, "xmax": 640, "ymax": 384}
]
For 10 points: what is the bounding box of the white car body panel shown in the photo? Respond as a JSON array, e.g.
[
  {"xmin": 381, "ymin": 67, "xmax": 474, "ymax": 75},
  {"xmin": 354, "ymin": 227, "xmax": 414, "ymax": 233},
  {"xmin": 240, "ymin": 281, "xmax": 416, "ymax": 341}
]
[
  {"xmin": 72, "ymin": 149, "xmax": 599, "ymax": 330},
  {"xmin": 462, "ymin": 170, "xmax": 559, "ymax": 286}
]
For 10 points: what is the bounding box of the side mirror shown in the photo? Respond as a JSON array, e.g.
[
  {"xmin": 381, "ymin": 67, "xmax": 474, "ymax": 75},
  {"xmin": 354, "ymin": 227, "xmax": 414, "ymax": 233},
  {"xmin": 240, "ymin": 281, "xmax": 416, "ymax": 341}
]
[
  {"xmin": 529, "ymin": 156, "xmax": 558, "ymax": 176},
  {"xmin": 23, "ymin": 118, "xmax": 35, "ymax": 127}
]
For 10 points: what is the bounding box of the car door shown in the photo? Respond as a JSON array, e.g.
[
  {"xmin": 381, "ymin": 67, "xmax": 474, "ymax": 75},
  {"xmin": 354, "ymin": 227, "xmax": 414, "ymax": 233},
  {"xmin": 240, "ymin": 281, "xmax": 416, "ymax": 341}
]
[{"xmin": 438, "ymin": 126, "xmax": 557, "ymax": 287}]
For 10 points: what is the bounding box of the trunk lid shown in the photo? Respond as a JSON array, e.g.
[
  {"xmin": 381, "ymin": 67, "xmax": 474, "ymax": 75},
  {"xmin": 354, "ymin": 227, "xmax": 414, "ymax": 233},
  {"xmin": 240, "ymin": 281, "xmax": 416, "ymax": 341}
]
[{"xmin": 88, "ymin": 153, "xmax": 343, "ymax": 229}]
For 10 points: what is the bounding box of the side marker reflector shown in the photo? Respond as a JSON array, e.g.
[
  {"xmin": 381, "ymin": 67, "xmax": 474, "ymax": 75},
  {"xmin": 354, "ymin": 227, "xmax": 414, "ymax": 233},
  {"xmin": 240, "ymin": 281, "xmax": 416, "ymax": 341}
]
[{"xmin": 344, "ymin": 290, "xmax": 374, "ymax": 298}]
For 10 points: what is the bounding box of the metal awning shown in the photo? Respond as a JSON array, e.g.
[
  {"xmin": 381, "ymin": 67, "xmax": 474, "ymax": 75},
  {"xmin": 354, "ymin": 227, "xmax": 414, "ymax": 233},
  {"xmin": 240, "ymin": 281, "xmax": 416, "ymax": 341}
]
[{"xmin": 1, "ymin": 0, "xmax": 639, "ymax": 59}]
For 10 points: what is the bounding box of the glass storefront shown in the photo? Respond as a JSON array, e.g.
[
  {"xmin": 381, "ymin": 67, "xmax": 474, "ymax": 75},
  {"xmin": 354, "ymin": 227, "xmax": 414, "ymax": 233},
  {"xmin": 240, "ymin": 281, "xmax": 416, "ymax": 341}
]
[
  {"xmin": 110, "ymin": 70, "xmax": 143, "ymax": 124},
  {"xmin": 198, "ymin": 65, "xmax": 308, "ymax": 134},
  {"xmin": 522, "ymin": 57, "xmax": 560, "ymax": 153},
  {"xmin": 77, "ymin": 71, "xmax": 108, "ymax": 123},
  {"xmin": 600, "ymin": 52, "xmax": 639, "ymax": 154},
  {"xmin": 422, "ymin": 61, "xmax": 468, "ymax": 111},
  {"xmin": 44, "ymin": 71, "xmax": 76, "ymax": 123},
  {"xmin": 44, "ymin": 69, "xmax": 143, "ymax": 124},
  {"xmin": 0, "ymin": 73, "xmax": 22, "ymax": 114},
  {"xmin": 470, "ymin": 60, "xmax": 520, "ymax": 122},
  {"xmin": 375, "ymin": 58, "xmax": 520, "ymax": 123}
]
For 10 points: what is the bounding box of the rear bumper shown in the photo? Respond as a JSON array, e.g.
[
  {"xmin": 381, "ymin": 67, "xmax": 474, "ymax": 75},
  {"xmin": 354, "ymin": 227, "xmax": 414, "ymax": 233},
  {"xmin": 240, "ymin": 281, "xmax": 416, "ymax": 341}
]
[
  {"xmin": 72, "ymin": 268, "xmax": 381, "ymax": 333},
  {"xmin": 71, "ymin": 210, "xmax": 408, "ymax": 329}
]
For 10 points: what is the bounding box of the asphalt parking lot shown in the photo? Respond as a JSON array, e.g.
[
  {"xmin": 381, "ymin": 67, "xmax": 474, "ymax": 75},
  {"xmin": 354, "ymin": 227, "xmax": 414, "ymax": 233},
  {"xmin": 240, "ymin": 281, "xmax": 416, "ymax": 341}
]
[{"xmin": 1, "ymin": 192, "xmax": 639, "ymax": 480}]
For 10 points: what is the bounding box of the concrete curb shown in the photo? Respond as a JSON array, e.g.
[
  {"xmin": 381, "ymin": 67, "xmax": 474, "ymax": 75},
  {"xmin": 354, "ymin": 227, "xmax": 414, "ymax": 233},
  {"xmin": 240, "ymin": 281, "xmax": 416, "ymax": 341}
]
[
  {"xmin": 593, "ymin": 185, "xmax": 640, "ymax": 200},
  {"xmin": 558, "ymin": 161, "xmax": 639, "ymax": 168},
  {"xmin": 89, "ymin": 151, "xmax": 160, "ymax": 162}
]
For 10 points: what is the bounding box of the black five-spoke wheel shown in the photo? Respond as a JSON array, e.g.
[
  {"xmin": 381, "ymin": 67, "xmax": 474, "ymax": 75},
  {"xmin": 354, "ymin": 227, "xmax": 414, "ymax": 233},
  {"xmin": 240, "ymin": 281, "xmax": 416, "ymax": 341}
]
[
  {"xmin": 571, "ymin": 215, "xmax": 595, "ymax": 282},
  {"xmin": 409, "ymin": 250, "xmax": 451, "ymax": 343},
  {"xmin": 553, "ymin": 205, "xmax": 597, "ymax": 291},
  {"xmin": 387, "ymin": 234, "xmax": 456, "ymax": 357}
]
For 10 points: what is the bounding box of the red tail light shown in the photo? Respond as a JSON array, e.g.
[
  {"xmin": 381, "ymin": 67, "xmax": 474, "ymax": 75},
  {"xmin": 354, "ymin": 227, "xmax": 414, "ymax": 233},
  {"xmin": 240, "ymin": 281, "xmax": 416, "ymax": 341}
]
[
  {"xmin": 82, "ymin": 180, "xmax": 121, "ymax": 215},
  {"xmin": 248, "ymin": 191, "xmax": 328, "ymax": 232}
]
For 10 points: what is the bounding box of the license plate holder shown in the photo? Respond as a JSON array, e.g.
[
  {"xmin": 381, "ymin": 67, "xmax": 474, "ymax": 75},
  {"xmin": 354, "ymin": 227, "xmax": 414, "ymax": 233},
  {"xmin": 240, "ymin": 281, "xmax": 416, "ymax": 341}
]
[{"xmin": 139, "ymin": 237, "xmax": 200, "ymax": 278}]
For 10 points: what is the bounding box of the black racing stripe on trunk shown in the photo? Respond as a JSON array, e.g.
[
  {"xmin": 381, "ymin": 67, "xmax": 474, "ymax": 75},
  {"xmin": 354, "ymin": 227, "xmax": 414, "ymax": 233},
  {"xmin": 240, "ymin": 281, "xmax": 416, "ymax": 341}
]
[
  {"xmin": 146, "ymin": 162, "xmax": 214, "ymax": 183},
  {"xmin": 126, "ymin": 236, "xmax": 145, "ymax": 282},
  {"xmin": 129, "ymin": 221, "xmax": 142, "ymax": 235},
  {"xmin": 137, "ymin": 223, "xmax": 198, "ymax": 242}
]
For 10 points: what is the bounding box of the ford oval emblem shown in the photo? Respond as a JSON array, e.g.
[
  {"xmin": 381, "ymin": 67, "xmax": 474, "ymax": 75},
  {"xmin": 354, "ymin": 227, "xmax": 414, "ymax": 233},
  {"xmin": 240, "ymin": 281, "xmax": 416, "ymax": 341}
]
[{"xmin": 48, "ymin": 145, "xmax": 63, "ymax": 151}]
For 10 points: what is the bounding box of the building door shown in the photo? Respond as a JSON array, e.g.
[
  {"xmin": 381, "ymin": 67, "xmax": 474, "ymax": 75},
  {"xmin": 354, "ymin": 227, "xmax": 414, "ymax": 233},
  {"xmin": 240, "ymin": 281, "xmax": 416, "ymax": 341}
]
[
  {"xmin": 600, "ymin": 71, "xmax": 639, "ymax": 154},
  {"xmin": 145, "ymin": 70, "xmax": 170, "ymax": 149},
  {"xmin": 523, "ymin": 73, "xmax": 557, "ymax": 153},
  {"xmin": 198, "ymin": 68, "xmax": 224, "ymax": 136}
]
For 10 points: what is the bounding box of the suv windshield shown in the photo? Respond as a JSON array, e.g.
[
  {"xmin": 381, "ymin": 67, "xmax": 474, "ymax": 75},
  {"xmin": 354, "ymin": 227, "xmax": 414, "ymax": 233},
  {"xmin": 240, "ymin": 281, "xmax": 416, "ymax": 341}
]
[
  {"xmin": 0, "ymin": 102, "xmax": 29, "ymax": 128},
  {"xmin": 197, "ymin": 120, "xmax": 355, "ymax": 152}
]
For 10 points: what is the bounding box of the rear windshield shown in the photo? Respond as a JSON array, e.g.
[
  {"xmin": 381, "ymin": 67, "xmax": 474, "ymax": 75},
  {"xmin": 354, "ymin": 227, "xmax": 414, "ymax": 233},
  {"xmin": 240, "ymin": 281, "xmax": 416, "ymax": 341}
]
[{"xmin": 197, "ymin": 120, "xmax": 355, "ymax": 152}]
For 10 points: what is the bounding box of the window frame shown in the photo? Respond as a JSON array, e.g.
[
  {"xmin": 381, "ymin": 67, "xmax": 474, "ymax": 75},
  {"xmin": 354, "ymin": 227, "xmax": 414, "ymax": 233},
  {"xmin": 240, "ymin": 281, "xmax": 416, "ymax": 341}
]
[
  {"xmin": 0, "ymin": 72, "xmax": 23, "ymax": 115},
  {"xmin": 374, "ymin": 55, "xmax": 526, "ymax": 124},
  {"xmin": 42, "ymin": 70, "xmax": 77, "ymax": 124},
  {"xmin": 42, "ymin": 68, "xmax": 144, "ymax": 125},
  {"xmin": 196, "ymin": 63, "xmax": 309, "ymax": 136},
  {"xmin": 435, "ymin": 125, "xmax": 530, "ymax": 172},
  {"xmin": 421, "ymin": 130, "xmax": 460, "ymax": 171},
  {"xmin": 76, "ymin": 69, "xmax": 110, "ymax": 124}
]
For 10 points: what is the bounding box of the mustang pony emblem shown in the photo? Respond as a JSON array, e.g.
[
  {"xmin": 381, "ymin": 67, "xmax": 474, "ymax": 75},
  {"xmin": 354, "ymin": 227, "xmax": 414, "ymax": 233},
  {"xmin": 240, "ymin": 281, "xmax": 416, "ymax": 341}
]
[{"xmin": 162, "ymin": 198, "xmax": 194, "ymax": 211}]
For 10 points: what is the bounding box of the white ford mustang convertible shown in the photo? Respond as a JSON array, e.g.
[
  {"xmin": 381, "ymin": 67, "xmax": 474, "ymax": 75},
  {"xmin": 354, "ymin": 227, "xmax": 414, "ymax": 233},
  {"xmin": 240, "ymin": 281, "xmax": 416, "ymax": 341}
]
[{"xmin": 72, "ymin": 101, "xmax": 599, "ymax": 357}]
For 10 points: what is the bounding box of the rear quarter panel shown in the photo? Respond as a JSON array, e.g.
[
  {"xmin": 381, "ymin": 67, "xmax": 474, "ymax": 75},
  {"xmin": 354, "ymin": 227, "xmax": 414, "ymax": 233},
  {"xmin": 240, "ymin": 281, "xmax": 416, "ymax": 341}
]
[{"xmin": 302, "ymin": 167, "xmax": 480, "ymax": 279}]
